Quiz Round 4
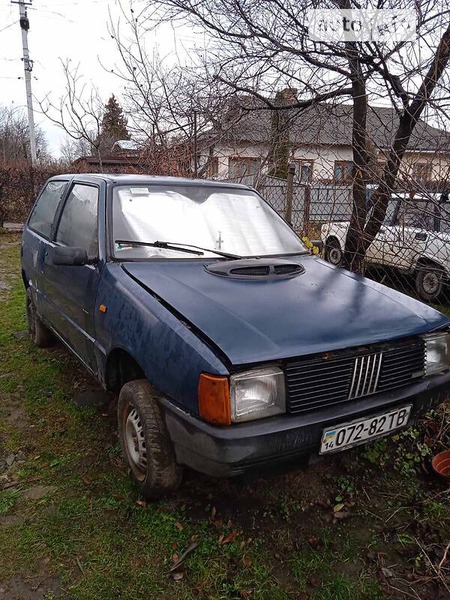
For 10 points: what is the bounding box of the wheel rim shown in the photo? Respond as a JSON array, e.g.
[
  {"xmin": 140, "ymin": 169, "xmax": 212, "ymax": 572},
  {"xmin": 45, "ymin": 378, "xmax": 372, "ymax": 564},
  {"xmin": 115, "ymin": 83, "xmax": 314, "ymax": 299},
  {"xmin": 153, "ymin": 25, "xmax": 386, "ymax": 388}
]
[
  {"xmin": 422, "ymin": 271, "xmax": 441, "ymax": 295},
  {"xmin": 124, "ymin": 408, "xmax": 147, "ymax": 480},
  {"xmin": 329, "ymin": 246, "xmax": 342, "ymax": 265}
]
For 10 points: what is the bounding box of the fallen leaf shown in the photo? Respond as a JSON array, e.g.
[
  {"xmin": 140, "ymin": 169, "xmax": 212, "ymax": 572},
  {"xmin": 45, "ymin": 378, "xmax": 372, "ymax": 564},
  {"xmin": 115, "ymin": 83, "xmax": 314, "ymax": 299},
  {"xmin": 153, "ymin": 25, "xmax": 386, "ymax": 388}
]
[
  {"xmin": 333, "ymin": 511, "xmax": 348, "ymax": 521},
  {"xmin": 227, "ymin": 519, "xmax": 233, "ymax": 528},
  {"xmin": 334, "ymin": 503, "xmax": 345, "ymax": 513},
  {"xmin": 317, "ymin": 499, "xmax": 332, "ymax": 508},
  {"xmin": 112, "ymin": 494, "xmax": 124, "ymax": 501},
  {"xmin": 220, "ymin": 531, "xmax": 238, "ymax": 545},
  {"xmin": 211, "ymin": 506, "xmax": 217, "ymax": 519},
  {"xmin": 136, "ymin": 499, "xmax": 147, "ymax": 508},
  {"xmin": 175, "ymin": 522, "xmax": 184, "ymax": 531},
  {"xmin": 82, "ymin": 477, "xmax": 91, "ymax": 486},
  {"xmin": 243, "ymin": 555, "xmax": 253, "ymax": 568},
  {"xmin": 212, "ymin": 519, "xmax": 223, "ymax": 529},
  {"xmin": 381, "ymin": 567, "xmax": 394, "ymax": 579},
  {"xmin": 170, "ymin": 542, "xmax": 199, "ymax": 572}
]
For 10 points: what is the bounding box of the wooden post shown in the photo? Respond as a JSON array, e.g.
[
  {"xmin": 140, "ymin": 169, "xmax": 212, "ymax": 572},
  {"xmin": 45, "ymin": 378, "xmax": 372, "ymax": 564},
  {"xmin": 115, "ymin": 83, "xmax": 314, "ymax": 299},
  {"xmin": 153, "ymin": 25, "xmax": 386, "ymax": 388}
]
[
  {"xmin": 285, "ymin": 163, "xmax": 295, "ymax": 224},
  {"xmin": 304, "ymin": 184, "xmax": 311, "ymax": 234},
  {"xmin": 193, "ymin": 110, "xmax": 198, "ymax": 178}
]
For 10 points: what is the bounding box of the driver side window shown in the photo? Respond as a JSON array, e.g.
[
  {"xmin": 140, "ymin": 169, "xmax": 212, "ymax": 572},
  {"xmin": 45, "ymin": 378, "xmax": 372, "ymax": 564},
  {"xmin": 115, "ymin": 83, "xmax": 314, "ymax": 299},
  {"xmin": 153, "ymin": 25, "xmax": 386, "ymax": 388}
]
[{"xmin": 56, "ymin": 184, "xmax": 99, "ymax": 259}]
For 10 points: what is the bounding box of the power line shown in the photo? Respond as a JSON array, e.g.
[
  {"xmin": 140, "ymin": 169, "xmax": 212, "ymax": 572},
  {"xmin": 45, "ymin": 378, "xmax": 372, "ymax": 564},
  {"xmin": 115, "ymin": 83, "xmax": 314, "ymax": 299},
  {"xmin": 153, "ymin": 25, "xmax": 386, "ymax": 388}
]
[{"xmin": 0, "ymin": 20, "xmax": 17, "ymax": 33}]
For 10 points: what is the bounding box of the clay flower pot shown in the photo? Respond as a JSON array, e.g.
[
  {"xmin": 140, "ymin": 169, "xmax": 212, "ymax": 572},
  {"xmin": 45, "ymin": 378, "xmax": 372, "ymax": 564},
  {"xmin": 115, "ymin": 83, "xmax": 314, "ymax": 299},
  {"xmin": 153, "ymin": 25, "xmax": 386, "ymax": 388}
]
[{"xmin": 432, "ymin": 450, "xmax": 450, "ymax": 481}]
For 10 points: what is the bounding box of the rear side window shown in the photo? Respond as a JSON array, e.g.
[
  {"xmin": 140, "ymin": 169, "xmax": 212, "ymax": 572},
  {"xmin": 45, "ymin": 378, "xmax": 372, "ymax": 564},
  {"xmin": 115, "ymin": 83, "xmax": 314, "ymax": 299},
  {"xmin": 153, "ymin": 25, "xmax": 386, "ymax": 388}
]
[
  {"xmin": 28, "ymin": 180, "xmax": 68, "ymax": 239},
  {"xmin": 56, "ymin": 184, "xmax": 99, "ymax": 259}
]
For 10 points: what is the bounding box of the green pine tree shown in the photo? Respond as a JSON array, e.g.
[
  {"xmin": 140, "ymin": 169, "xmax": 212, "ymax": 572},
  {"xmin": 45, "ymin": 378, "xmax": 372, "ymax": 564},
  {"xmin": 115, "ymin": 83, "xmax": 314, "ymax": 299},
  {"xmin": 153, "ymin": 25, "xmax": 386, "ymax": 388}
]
[{"xmin": 97, "ymin": 95, "xmax": 130, "ymax": 154}]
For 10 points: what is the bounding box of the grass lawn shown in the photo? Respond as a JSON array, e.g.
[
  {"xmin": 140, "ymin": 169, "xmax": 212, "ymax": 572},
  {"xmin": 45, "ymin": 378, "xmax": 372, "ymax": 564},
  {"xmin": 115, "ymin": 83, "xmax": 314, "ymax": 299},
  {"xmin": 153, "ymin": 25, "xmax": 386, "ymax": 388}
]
[{"xmin": 0, "ymin": 232, "xmax": 449, "ymax": 599}]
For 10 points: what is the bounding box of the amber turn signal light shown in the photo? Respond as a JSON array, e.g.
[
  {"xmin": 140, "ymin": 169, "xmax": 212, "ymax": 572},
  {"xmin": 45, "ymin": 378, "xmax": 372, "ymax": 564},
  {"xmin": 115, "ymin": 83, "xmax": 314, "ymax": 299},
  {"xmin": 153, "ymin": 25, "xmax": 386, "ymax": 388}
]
[{"xmin": 198, "ymin": 373, "xmax": 231, "ymax": 425}]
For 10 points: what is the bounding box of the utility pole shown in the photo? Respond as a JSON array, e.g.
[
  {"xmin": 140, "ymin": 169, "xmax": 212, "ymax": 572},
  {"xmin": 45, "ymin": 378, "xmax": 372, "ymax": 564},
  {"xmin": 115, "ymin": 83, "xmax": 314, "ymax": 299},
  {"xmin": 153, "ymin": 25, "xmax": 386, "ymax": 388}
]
[{"xmin": 12, "ymin": 0, "xmax": 37, "ymax": 165}]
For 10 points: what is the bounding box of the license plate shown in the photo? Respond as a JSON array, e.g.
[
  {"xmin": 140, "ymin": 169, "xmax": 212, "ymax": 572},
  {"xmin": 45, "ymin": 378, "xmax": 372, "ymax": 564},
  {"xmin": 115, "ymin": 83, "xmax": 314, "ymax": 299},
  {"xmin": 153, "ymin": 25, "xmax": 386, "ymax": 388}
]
[{"xmin": 319, "ymin": 405, "xmax": 412, "ymax": 454}]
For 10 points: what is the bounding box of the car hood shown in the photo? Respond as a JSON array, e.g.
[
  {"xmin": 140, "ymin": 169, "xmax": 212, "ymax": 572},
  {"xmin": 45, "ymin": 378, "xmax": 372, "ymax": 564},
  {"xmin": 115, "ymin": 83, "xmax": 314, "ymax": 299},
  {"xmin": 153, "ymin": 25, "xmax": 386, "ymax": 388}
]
[{"xmin": 122, "ymin": 257, "xmax": 450, "ymax": 366}]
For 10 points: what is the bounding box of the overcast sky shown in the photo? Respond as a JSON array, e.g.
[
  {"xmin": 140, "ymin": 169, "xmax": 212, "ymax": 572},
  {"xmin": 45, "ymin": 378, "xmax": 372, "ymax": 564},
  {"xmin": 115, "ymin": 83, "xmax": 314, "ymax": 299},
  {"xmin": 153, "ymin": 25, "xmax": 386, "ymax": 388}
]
[{"xmin": 0, "ymin": 0, "xmax": 191, "ymax": 156}]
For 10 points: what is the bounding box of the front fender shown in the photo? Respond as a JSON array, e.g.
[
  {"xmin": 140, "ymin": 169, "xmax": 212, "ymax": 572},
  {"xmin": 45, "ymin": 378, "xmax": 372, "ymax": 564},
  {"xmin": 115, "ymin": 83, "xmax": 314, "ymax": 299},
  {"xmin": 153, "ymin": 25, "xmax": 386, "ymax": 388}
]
[{"xmin": 94, "ymin": 264, "xmax": 229, "ymax": 415}]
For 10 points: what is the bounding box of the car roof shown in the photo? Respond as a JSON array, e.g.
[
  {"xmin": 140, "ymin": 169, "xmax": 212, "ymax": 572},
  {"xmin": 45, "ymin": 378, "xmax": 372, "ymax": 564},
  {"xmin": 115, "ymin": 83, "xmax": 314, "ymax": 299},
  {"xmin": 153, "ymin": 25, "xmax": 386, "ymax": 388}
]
[{"xmin": 49, "ymin": 173, "xmax": 252, "ymax": 190}]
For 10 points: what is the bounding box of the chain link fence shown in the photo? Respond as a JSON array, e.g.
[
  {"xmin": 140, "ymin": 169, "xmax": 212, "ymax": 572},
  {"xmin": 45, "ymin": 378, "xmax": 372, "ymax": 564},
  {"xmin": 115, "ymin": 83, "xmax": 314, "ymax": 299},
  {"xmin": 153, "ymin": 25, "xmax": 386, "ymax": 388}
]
[
  {"xmin": 223, "ymin": 171, "xmax": 450, "ymax": 308},
  {"xmin": 2, "ymin": 161, "xmax": 450, "ymax": 308}
]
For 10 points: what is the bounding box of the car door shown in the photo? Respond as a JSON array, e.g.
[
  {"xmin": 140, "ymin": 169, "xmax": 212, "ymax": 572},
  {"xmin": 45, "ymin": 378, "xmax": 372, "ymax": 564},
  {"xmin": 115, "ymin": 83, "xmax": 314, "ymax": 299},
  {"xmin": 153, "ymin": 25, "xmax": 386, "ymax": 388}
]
[
  {"xmin": 22, "ymin": 179, "xmax": 70, "ymax": 320},
  {"xmin": 43, "ymin": 181, "xmax": 103, "ymax": 373},
  {"xmin": 365, "ymin": 199, "xmax": 399, "ymax": 266},
  {"xmin": 386, "ymin": 199, "xmax": 432, "ymax": 269}
]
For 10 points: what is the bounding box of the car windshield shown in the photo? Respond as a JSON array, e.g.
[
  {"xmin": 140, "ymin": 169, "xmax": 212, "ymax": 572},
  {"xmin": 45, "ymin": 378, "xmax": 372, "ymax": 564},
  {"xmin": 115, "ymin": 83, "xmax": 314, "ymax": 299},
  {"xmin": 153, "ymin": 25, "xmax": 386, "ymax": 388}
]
[
  {"xmin": 396, "ymin": 200, "xmax": 435, "ymax": 230},
  {"xmin": 112, "ymin": 184, "xmax": 306, "ymax": 259}
]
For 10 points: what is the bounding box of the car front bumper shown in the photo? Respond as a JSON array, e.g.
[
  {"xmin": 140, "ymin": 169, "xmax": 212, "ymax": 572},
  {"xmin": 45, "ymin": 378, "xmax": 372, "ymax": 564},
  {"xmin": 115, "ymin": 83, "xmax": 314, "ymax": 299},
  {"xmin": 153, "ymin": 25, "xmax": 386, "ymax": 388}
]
[{"xmin": 161, "ymin": 372, "xmax": 450, "ymax": 477}]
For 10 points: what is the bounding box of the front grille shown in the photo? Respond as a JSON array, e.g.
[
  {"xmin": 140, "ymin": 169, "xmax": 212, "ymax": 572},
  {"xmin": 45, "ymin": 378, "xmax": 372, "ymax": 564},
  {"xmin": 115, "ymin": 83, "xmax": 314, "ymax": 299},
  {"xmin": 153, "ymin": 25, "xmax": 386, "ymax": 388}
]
[
  {"xmin": 285, "ymin": 338, "xmax": 425, "ymax": 414},
  {"xmin": 348, "ymin": 352, "xmax": 383, "ymax": 399}
]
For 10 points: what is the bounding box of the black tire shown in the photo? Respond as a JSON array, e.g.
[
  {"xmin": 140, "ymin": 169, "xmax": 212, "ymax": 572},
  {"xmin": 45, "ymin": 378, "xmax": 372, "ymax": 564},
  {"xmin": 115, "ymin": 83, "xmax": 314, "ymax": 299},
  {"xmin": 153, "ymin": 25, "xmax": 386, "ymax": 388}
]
[
  {"xmin": 415, "ymin": 267, "xmax": 444, "ymax": 303},
  {"xmin": 324, "ymin": 238, "xmax": 343, "ymax": 266},
  {"xmin": 117, "ymin": 379, "xmax": 183, "ymax": 499},
  {"xmin": 26, "ymin": 288, "xmax": 56, "ymax": 348}
]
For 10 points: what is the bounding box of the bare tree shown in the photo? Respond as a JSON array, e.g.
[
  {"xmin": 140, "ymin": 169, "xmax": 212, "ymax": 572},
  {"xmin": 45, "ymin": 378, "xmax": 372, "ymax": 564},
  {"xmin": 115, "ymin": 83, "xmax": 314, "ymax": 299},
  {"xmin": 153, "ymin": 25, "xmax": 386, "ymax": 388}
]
[
  {"xmin": 105, "ymin": 1, "xmax": 250, "ymax": 176},
  {"xmin": 59, "ymin": 135, "xmax": 92, "ymax": 164},
  {"xmin": 38, "ymin": 61, "xmax": 105, "ymax": 168},
  {"xmin": 0, "ymin": 105, "xmax": 48, "ymax": 164},
  {"xmin": 144, "ymin": 0, "xmax": 450, "ymax": 272}
]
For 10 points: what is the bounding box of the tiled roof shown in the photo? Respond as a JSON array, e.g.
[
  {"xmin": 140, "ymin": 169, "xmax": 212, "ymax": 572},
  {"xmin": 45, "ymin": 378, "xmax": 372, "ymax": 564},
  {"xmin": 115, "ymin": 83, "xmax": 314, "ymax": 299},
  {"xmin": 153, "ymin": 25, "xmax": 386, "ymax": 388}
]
[{"xmin": 214, "ymin": 100, "xmax": 450, "ymax": 152}]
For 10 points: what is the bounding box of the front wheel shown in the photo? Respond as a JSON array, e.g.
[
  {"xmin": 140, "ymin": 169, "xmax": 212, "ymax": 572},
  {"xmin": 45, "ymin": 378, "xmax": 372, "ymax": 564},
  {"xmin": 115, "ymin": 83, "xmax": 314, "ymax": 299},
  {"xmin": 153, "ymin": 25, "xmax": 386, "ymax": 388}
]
[
  {"xmin": 117, "ymin": 380, "xmax": 183, "ymax": 499},
  {"xmin": 415, "ymin": 267, "xmax": 444, "ymax": 303},
  {"xmin": 324, "ymin": 238, "xmax": 343, "ymax": 266}
]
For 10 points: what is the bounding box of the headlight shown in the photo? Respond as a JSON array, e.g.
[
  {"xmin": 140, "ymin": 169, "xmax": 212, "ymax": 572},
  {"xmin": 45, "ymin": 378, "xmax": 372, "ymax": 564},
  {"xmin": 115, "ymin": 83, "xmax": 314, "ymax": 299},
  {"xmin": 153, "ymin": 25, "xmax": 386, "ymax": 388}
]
[
  {"xmin": 423, "ymin": 332, "xmax": 450, "ymax": 376},
  {"xmin": 230, "ymin": 366, "xmax": 285, "ymax": 422}
]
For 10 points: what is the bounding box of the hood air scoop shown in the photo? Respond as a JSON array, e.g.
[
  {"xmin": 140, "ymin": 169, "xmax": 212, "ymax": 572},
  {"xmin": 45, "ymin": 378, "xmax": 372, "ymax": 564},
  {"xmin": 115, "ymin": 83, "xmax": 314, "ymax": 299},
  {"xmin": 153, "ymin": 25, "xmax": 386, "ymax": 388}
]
[{"xmin": 205, "ymin": 258, "xmax": 305, "ymax": 280}]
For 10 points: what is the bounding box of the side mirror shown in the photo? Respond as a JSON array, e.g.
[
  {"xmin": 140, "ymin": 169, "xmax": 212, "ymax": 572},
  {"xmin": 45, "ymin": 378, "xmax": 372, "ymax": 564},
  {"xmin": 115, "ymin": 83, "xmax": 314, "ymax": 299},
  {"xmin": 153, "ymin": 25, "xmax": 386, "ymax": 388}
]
[{"xmin": 51, "ymin": 246, "xmax": 88, "ymax": 266}]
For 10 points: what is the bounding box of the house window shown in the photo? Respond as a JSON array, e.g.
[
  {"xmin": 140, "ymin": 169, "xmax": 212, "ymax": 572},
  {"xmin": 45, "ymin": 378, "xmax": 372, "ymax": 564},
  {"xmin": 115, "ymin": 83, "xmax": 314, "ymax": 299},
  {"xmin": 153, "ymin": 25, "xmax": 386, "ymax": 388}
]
[
  {"xmin": 294, "ymin": 160, "xmax": 314, "ymax": 183},
  {"xmin": 228, "ymin": 157, "xmax": 261, "ymax": 179},
  {"xmin": 412, "ymin": 162, "xmax": 432, "ymax": 181},
  {"xmin": 206, "ymin": 157, "xmax": 219, "ymax": 178},
  {"xmin": 334, "ymin": 161, "xmax": 353, "ymax": 183}
]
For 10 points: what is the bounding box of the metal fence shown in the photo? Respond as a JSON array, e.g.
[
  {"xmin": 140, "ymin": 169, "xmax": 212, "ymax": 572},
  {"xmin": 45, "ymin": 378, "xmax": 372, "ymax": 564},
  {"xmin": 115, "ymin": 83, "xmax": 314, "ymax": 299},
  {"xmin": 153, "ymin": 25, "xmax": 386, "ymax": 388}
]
[
  {"xmin": 223, "ymin": 173, "xmax": 353, "ymax": 234},
  {"xmin": 222, "ymin": 172, "xmax": 450, "ymax": 307}
]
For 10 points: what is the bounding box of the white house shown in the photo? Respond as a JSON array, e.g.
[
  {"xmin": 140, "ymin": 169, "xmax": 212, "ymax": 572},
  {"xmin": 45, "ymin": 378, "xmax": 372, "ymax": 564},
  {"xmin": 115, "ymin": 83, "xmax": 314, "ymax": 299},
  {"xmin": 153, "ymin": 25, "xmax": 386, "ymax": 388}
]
[{"xmin": 200, "ymin": 98, "xmax": 450, "ymax": 187}]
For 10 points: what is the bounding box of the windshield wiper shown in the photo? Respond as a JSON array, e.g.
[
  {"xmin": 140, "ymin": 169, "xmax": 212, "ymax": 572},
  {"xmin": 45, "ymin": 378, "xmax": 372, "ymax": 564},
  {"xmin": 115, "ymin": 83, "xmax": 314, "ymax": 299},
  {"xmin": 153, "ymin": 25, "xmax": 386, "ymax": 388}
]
[{"xmin": 114, "ymin": 240, "xmax": 241, "ymax": 259}]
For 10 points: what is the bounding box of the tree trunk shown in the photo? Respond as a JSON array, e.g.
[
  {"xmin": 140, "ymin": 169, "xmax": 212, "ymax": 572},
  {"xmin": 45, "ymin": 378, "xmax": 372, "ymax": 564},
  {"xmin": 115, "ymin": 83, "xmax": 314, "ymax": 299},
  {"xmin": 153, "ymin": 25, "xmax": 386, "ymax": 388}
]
[
  {"xmin": 342, "ymin": 42, "xmax": 369, "ymax": 274},
  {"xmin": 362, "ymin": 25, "xmax": 450, "ymax": 254}
]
